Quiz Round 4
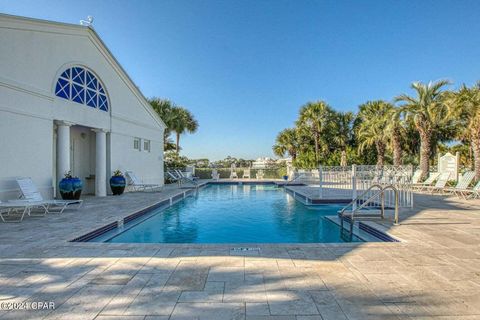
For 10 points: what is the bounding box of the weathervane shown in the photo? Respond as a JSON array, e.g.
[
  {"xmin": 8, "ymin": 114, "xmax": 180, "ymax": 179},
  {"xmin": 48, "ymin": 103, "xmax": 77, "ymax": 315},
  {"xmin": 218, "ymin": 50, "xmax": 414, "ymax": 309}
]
[{"xmin": 80, "ymin": 16, "xmax": 94, "ymax": 27}]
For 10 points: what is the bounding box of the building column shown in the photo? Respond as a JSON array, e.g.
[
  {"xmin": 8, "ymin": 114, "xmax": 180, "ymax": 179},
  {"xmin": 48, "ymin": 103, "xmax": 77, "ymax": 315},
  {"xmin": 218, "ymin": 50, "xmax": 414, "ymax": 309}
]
[
  {"xmin": 56, "ymin": 121, "xmax": 72, "ymax": 194},
  {"xmin": 93, "ymin": 129, "xmax": 107, "ymax": 197}
]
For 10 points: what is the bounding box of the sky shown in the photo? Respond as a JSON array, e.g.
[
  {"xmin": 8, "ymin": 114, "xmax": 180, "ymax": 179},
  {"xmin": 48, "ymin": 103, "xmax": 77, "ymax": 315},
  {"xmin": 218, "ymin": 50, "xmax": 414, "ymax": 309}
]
[{"xmin": 1, "ymin": 0, "xmax": 480, "ymax": 160}]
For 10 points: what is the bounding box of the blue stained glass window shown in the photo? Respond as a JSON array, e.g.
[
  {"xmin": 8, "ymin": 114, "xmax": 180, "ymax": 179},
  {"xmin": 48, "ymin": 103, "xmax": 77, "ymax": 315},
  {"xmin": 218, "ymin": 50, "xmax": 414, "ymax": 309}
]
[
  {"xmin": 86, "ymin": 89, "xmax": 96, "ymax": 108},
  {"xmin": 86, "ymin": 71, "xmax": 97, "ymax": 90},
  {"xmin": 54, "ymin": 66, "xmax": 109, "ymax": 112},
  {"xmin": 72, "ymin": 84, "xmax": 84, "ymax": 103},
  {"xmin": 55, "ymin": 78, "xmax": 70, "ymax": 99},
  {"xmin": 98, "ymin": 94, "xmax": 108, "ymax": 111}
]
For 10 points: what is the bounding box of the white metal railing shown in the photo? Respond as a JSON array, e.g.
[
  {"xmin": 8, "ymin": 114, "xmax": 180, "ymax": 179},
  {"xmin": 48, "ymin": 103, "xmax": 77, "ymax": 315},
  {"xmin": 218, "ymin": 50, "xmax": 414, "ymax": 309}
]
[
  {"xmin": 288, "ymin": 170, "xmax": 319, "ymax": 186},
  {"xmin": 290, "ymin": 165, "xmax": 414, "ymax": 208},
  {"xmin": 353, "ymin": 165, "xmax": 413, "ymax": 208},
  {"xmin": 339, "ymin": 184, "xmax": 400, "ymax": 236}
]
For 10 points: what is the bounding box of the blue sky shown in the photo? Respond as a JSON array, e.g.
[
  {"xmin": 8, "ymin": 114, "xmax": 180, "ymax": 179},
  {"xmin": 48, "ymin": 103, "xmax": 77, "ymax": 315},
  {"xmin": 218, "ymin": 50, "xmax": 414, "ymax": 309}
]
[{"xmin": 1, "ymin": 0, "xmax": 480, "ymax": 160}]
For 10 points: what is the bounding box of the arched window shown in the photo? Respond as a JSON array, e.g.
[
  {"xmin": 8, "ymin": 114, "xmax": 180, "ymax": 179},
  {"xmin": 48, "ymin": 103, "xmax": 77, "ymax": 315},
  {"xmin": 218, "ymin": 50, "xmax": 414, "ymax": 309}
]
[{"xmin": 55, "ymin": 66, "xmax": 109, "ymax": 112}]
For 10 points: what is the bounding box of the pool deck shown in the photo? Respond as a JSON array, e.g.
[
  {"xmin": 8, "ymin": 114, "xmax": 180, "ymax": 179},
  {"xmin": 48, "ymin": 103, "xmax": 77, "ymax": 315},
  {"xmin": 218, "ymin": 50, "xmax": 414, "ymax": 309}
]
[{"xmin": 1, "ymin": 181, "xmax": 480, "ymax": 319}]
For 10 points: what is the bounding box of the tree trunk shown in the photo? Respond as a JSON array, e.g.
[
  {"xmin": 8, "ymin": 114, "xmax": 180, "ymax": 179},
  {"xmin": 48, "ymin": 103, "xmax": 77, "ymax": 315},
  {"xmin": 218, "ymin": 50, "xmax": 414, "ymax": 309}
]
[
  {"xmin": 176, "ymin": 132, "xmax": 180, "ymax": 154},
  {"xmin": 376, "ymin": 141, "xmax": 386, "ymax": 166},
  {"xmin": 418, "ymin": 130, "xmax": 431, "ymax": 180},
  {"xmin": 471, "ymin": 129, "xmax": 480, "ymax": 180},
  {"xmin": 313, "ymin": 131, "xmax": 319, "ymax": 164},
  {"xmin": 472, "ymin": 140, "xmax": 480, "ymax": 181},
  {"xmin": 392, "ymin": 131, "xmax": 403, "ymax": 166}
]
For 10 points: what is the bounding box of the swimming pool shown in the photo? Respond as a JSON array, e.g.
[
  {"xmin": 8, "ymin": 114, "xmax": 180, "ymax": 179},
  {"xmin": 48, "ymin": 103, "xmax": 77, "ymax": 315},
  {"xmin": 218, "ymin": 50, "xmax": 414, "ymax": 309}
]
[{"xmin": 98, "ymin": 184, "xmax": 362, "ymax": 243}]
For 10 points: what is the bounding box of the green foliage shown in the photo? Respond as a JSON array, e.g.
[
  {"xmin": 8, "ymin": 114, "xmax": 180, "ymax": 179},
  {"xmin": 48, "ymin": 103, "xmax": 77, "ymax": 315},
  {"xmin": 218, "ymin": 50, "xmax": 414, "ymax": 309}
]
[
  {"xmin": 149, "ymin": 97, "xmax": 198, "ymax": 154},
  {"xmin": 164, "ymin": 151, "xmax": 190, "ymax": 170},
  {"xmin": 112, "ymin": 170, "xmax": 123, "ymax": 177},
  {"xmin": 273, "ymin": 80, "xmax": 467, "ymax": 169}
]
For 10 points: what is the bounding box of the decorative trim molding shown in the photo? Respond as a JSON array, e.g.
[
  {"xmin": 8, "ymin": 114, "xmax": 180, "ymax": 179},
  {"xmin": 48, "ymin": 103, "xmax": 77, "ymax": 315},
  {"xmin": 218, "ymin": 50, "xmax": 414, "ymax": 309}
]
[
  {"xmin": 0, "ymin": 76, "xmax": 53, "ymax": 101},
  {"xmin": 0, "ymin": 105, "xmax": 52, "ymax": 121}
]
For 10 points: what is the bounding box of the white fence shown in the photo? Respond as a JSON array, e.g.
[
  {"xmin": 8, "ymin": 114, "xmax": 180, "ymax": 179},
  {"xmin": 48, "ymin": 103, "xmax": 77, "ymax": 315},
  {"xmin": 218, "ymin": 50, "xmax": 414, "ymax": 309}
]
[{"xmin": 290, "ymin": 165, "xmax": 414, "ymax": 208}]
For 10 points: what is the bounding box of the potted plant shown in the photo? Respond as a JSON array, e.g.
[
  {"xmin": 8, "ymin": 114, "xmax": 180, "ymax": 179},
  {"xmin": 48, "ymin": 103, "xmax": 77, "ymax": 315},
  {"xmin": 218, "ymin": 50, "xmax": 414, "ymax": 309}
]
[
  {"xmin": 59, "ymin": 171, "xmax": 83, "ymax": 200},
  {"xmin": 110, "ymin": 170, "xmax": 126, "ymax": 195}
]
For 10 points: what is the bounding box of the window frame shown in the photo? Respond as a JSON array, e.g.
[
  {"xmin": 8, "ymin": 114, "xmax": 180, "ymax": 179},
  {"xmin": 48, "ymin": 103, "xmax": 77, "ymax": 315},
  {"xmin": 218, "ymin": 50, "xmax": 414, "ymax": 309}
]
[
  {"xmin": 133, "ymin": 137, "xmax": 141, "ymax": 151},
  {"xmin": 143, "ymin": 139, "xmax": 151, "ymax": 153},
  {"xmin": 54, "ymin": 66, "xmax": 109, "ymax": 112}
]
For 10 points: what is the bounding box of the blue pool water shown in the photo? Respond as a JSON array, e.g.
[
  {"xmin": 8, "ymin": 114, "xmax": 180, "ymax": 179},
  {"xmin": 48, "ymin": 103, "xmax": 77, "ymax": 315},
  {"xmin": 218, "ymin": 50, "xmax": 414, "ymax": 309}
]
[{"xmin": 106, "ymin": 184, "xmax": 362, "ymax": 243}]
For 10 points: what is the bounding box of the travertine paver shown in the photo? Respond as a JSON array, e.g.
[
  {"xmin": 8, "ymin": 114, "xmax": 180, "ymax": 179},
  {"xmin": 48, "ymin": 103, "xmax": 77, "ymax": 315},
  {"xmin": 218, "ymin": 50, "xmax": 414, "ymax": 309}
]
[{"xmin": 0, "ymin": 183, "xmax": 480, "ymax": 319}]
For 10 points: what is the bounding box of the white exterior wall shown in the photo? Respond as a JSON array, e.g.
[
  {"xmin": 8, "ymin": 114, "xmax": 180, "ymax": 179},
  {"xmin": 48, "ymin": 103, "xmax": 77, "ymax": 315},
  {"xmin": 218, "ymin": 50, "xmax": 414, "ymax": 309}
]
[{"xmin": 0, "ymin": 14, "xmax": 165, "ymax": 199}]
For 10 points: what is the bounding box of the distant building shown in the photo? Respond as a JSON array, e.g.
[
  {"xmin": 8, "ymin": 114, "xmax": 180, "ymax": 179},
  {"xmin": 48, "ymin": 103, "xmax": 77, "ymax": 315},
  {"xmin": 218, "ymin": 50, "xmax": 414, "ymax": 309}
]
[{"xmin": 252, "ymin": 157, "xmax": 276, "ymax": 169}]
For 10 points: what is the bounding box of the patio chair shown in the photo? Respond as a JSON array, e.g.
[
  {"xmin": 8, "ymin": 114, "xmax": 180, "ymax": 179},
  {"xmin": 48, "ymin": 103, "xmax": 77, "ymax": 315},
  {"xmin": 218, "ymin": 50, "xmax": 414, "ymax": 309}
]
[
  {"xmin": 175, "ymin": 169, "xmax": 198, "ymax": 181},
  {"xmin": 0, "ymin": 200, "xmax": 42, "ymax": 223},
  {"xmin": 125, "ymin": 171, "xmax": 162, "ymax": 192},
  {"xmin": 14, "ymin": 177, "xmax": 82, "ymax": 214},
  {"xmin": 256, "ymin": 169, "xmax": 265, "ymax": 180},
  {"xmin": 230, "ymin": 165, "xmax": 238, "ymax": 179},
  {"xmin": 443, "ymin": 171, "xmax": 476, "ymax": 198},
  {"xmin": 243, "ymin": 168, "xmax": 251, "ymax": 179},
  {"xmin": 174, "ymin": 169, "xmax": 198, "ymax": 185},
  {"xmin": 211, "ymin": 169, "xmax": 220, "ymax": 181},
  {"xmin": 424, "ymin": 172, "xmax": 451, "ymax": 194},
  {"xmin": 413, "ymin": 172, "xmax": 441, "ymax": 191},
  {"xmin": 459, "ymin": 184, "xmax": 480, "ymax": 199},
  {"xmin": 411, "ymin": 169, "xmax": 423, "ymax": 184},
  {"xmin": 455, "ymin": 179, "xmax": 480, "ymax": 199}
]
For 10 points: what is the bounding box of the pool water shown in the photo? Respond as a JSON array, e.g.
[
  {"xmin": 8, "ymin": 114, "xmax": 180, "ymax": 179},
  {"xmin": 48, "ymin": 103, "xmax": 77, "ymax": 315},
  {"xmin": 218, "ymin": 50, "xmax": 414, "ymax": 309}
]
[{"xmin": 106, "ymin": 184, "xmax": 362, "ymax": 243}]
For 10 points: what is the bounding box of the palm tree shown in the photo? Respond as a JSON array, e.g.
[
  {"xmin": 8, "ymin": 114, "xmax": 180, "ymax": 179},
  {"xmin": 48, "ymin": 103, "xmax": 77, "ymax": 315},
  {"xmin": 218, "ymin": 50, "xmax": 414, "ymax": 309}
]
[
  {"xmin": 296, "ymin": 101, "xmax": 335, "ymax": 164},
  {"xmin": 149, "ymin": 98, "xmax": 176, "ymax": 150},
  {"xmin": 273, "ymin": 128, "xmax": 299, "ymax": 160},
  {"xmin": 170, "ymin": 107, "xmax": 199, "ymax": 153},
  {"xmin": 385, "ymin": 105, "xmax": 405, "ymax": 166},
  {"xmin": 395, "ymin": 80, "xmax": 450, "ymax": 178},
  {"xmin": 447, "ymin": 83, "xmax": 480, "ymax": 179},
  {"xmin": 149, "ymin": 98, "xmax": 199, "ymax": 153},
  {"xmin": 356, "ymin": 101, "xmax": 392, "ymax": 166}
]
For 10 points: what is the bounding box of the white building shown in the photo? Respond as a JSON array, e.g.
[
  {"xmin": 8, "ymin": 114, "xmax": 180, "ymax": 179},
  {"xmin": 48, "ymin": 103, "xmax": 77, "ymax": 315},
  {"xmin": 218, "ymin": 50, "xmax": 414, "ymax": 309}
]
[
  {"xmin": 0, "ymin": 14, "xmax": 166, "ymax": 200},
  {"xmin": 251, "ymin": 157, "xmax": 276, "ymax": 169}
]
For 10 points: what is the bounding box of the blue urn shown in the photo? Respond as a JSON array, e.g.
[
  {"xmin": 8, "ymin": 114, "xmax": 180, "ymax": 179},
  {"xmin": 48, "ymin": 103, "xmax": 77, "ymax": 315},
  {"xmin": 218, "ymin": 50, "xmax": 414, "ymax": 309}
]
[
  {"xmin": 59, "ymin": 176, "xmax": 83, "ymax": 200},
  {"xmin": 110, "ymin": 175, "xmax": 126, "ymax": 195}
]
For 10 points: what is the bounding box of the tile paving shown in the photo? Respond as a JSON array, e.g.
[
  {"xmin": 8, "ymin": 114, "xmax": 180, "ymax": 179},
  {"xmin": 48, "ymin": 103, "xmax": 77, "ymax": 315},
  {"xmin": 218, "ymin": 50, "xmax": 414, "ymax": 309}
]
[{"xmin": 0, "ymin": 183, "xmax": 479, "ymax": 319}]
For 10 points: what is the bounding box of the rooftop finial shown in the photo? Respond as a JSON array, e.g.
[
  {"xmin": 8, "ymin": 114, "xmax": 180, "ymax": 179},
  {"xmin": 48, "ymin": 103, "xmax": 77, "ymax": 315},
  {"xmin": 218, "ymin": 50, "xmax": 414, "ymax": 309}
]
[{"xmin": 80, "ymin": 16, "xmax": 94, "ymax": 27}]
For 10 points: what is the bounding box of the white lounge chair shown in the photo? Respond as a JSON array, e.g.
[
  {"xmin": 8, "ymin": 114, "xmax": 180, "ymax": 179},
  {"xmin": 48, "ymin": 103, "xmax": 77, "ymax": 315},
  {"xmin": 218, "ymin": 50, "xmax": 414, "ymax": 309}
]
[
  {"xmin": 0, "ymin": 200, "xmax": 42, "ymax": 223},
  {"xmin": 175, "ymin": 169, "xmax": 198, "ymax": 181},
  {"xmin": 125, "ymin": 171, "xmax": 162, "ymax": 192},
  {"xmin": 413, "ymin": 172, "xmax": 441, "ymax": 191},
  {"xmin": 424, "ymin": 172, "xmax": 451, "ymax": 194},
  {"xmin": 243, "ymin": 168, "xmax": 251, "ymax": 179},
  {"xmin": 256, "ymin": 169, "xmax": 265, "ymax": 180},
  {"xmin": 230, "ymin": 165, "xmax": 238, "ymax": 179},
  {"xmin": 174, "ymin": 169, "xmax": 198, "ymax": 185},
  {"xmin": 456, "ymin": 180, "xmax": 480, "ymax": 199},
  {"xmin": 14, "ymin": 177, "xmax": 81, "ymax": 214},
  {"xmin": 411, "ymin": 169, "xmax": 423, "ymax": 184},
  {"xmin": 443, "ymin": 171, "xmax": 476, "ymax": 197},
  {"xmin": 211, "ymin": 169, "xmax": 220, "ymax": 181}
]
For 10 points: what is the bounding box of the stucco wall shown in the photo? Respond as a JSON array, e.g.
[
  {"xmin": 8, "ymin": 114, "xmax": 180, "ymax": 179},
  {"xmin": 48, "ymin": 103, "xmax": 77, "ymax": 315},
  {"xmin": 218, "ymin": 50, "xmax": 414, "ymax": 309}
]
[
  {"xmin": 0, "ymin": 109, "xmax": 54, "ymax": 200},
  {"xmin": 0, "ymin": 15, "xmax": 165, "ymax": 199}
]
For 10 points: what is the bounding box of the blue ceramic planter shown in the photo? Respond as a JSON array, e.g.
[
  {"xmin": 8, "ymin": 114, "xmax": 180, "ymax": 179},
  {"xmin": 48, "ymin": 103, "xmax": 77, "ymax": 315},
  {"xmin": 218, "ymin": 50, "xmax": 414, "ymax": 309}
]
[
  {"xmin": 110, "ymin": 175, "xmax": 126, "ymax": 195},
  {"xmin": 59, "ymin": 177, "xmax": 83, "ymax": 200}
]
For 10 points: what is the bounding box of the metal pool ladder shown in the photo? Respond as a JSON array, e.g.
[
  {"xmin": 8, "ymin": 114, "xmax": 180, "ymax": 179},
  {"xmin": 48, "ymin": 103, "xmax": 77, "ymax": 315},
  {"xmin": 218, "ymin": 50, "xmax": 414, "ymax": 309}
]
[{"xmin": 338, "ymin": 184, "xmax": 400, "ymax": 237}]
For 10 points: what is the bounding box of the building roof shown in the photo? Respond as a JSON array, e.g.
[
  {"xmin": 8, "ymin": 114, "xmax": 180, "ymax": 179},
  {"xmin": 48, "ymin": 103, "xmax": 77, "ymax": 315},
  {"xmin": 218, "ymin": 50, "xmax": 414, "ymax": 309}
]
[{"xmin": 0, "ymin": 13, "xmax": 166, "ymax": 129}]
